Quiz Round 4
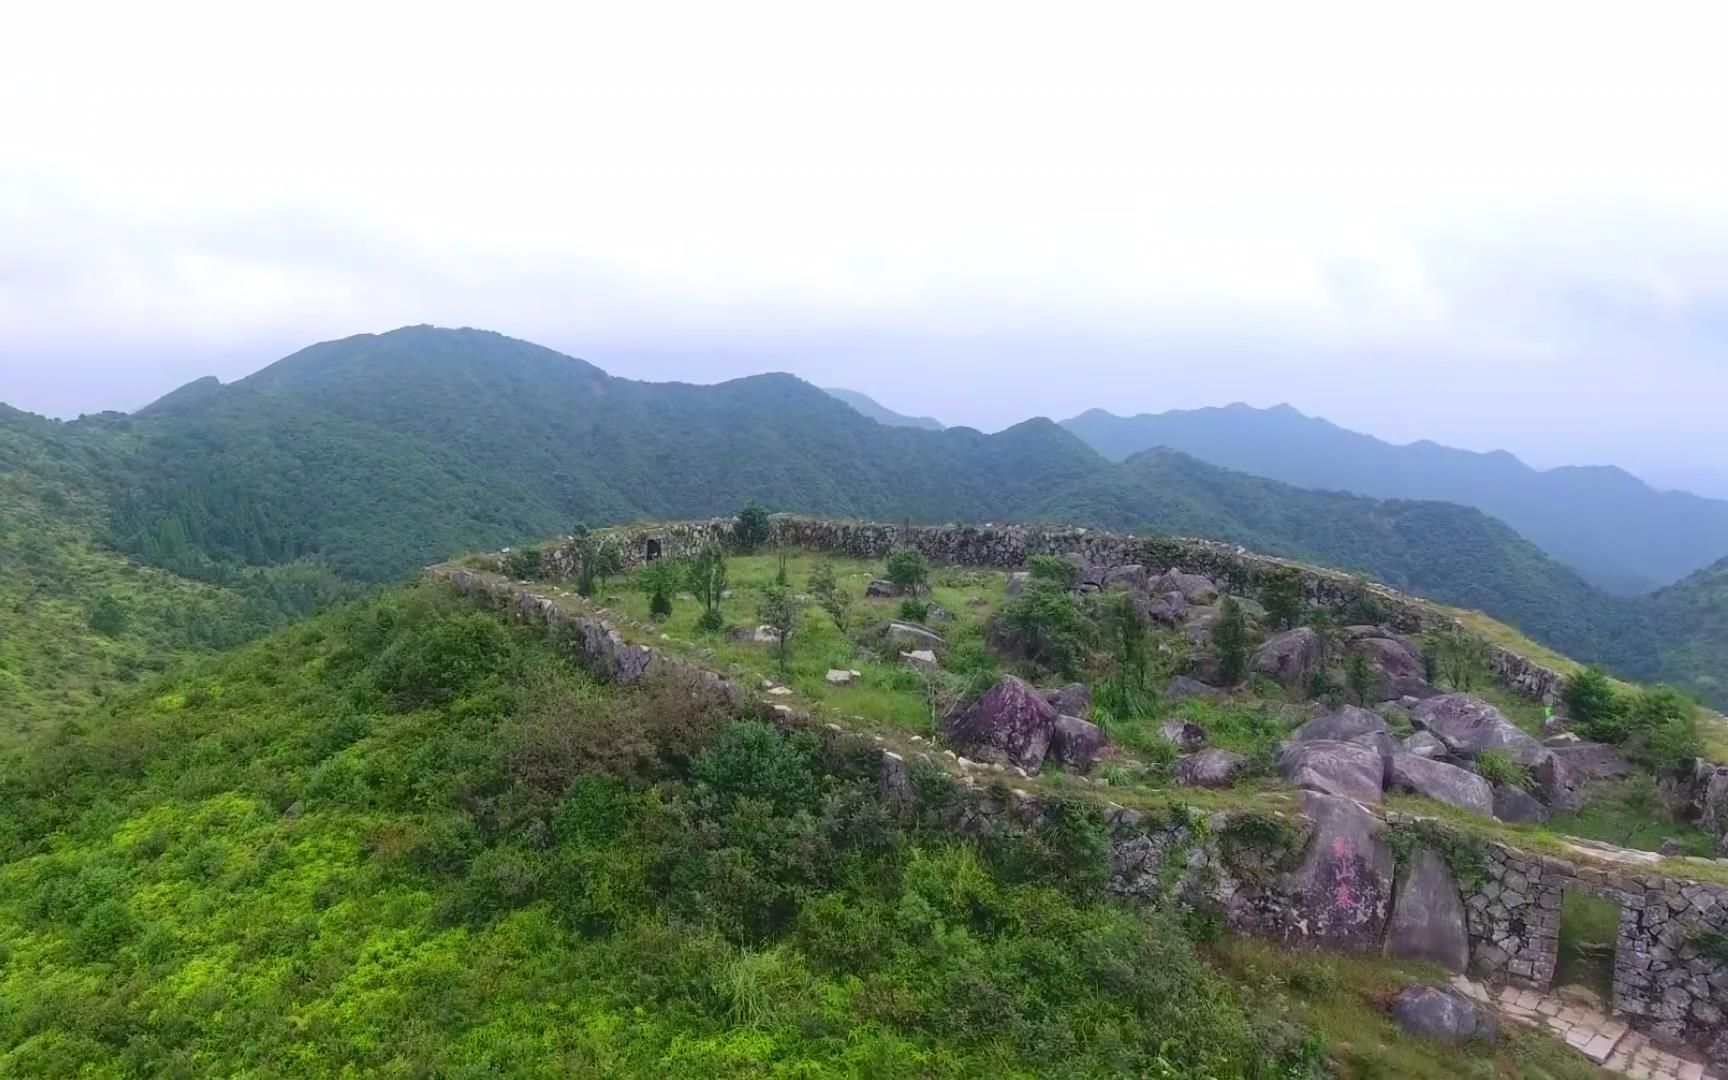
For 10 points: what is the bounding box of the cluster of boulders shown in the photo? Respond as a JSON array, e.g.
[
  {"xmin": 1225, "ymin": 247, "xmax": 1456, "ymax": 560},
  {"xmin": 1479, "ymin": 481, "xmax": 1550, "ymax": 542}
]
[
  {"xmin": 1270, "ymin": 693, "xmax": 1629, "ymax": 825},
  {"xmin": 938, "ymin": 674, "xmax": 1108, "ymax": 774}
]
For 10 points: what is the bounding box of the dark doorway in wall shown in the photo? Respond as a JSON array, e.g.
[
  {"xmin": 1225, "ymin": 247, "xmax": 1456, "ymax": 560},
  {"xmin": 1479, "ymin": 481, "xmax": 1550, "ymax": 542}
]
[
  {"xmin": 1557, "ymin": 891, "xmax": 1619, "ymax": 1003},
  {"xmin": 645, "ymin": 539, "xmax": 663, "ymax": 561}
]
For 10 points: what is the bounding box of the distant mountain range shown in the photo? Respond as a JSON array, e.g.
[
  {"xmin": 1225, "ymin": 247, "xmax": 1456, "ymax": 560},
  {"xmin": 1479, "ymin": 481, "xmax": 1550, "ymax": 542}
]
[
  {"xmin": 2, "ymin": 325, "xmax": 1725, "ymax": 706},
  {"xmin": 821, "ymin": 388, "xmax": 945, "ymax": 430},
  {"xmin": 1061, "ymin": 402, "xmax": 1728, "ymax": 597}
]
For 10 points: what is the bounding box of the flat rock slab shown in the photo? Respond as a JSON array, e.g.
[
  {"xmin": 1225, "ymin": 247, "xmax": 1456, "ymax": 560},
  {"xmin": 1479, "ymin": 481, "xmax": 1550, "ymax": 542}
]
[
  {"xmin": 1280, "ymin": 738, "xmax": 1385, "ymax": 804},
  {"xmin": 1385, "ymin": 847, "xmax": 1470, "ymax": 972},
  {"xmin": 1387, "ymin": 752, "xmax": 1494, "ymax": 816}
]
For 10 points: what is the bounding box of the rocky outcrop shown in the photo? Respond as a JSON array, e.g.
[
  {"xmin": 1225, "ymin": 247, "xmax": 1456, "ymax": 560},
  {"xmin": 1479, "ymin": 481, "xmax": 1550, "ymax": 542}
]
[
  {"xmin": 940, "ymin": 675, "xmax": 1058, "ymax": 772},
  {"xmin": 885, "ymin": 621, "xmax": 944, "ymax": 650},
  {"xmin": 1402, "ymin": 731, "xmax": 1448, "ymax": 759},
  {"xmin": 1174, "ymin": 749, "xmax": 1248, "ymax": 788},
  {"xmin": 1387, "ymin": 753, "xmax": 1494, "ymax": 816},
  {"xmin": 1492, "ymin": 784, "xmax": 1548, "ymax": 824},
  {"xmin": 1279, "ymin": 791, "xmax": 1395, "ymax": 948},
  {"xmin": 1162, "ymin": 674, "xmax": 1223, "ymax": 702},
  {"xmin": 1279, "ymin": 739, "xmax": 1384, "ymax": 804},
  {"xmin": 1385, "ymin": 847, "xmax": 1471, "ymax": 972},
  {"xmin": 1410, "ymin": 694, "xmax": 1549, "ymax": 767},
  {"xmin": 1293, "ymin": 705, "xmax": 1388, "ymax": 743},
  {"xmin": 1042, "ymin": 682, "xmax": 1092, "ymax": 717},
  {"xmin": 1154, "ymin": 569, "xmax": 1218, "ymax": 605},
  {"xmin": 1049, "ymin": 714, "xmax": 1107, "ymax": 772},
  {"xmin": 1391, "ymin": 985, "xmax": 1499, "ymax": 1043},
  {"xmin": 1251, "ymin": 628, "xmax": 1323, "ymax": 690},
  {"xmin": 1159, "ymin": 719, "xmax": 1208, "ymax": 753}
]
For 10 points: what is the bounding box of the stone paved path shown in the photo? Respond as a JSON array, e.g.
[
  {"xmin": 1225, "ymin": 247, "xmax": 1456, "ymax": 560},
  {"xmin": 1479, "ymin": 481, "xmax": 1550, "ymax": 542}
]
[{"xmin": 1484, "ymin": 980, "xmax": 1721, "ymax": 1079}]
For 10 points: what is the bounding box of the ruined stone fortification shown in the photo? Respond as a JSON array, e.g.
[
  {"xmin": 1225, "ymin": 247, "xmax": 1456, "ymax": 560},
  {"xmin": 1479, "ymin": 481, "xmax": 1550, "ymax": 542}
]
[
  {"xmin": 434, "ymin": 560, "xmax": 1728, "ymax": 1065},
  {"xmin": 537, "ymin": 515, "xmax": 1570, "ymax": 703}
]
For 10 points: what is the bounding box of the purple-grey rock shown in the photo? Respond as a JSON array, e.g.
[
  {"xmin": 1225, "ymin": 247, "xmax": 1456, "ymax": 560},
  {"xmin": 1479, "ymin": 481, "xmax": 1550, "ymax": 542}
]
[
  {"xmin": 940, "ymin": 674, "xmax": 1058, "ymax": 773},
  {"xmin": 866, "ymin": 579, "xmax": 899, "ymax": 598},
  {"xmin": 1155, "ymin": 569, "xmax": 1218, "ymax": 605},
  {"xmin": 1387, "ymin": 752, "xmax": 1494, "ymax": 816},
  {"xmin": 1294, "ymin": 705, "xmax": 1389, "ymax": 743},
  {"xmin": 1159, "ymin": 718, "xmax": 1208, "ymax": 753},
  {"xmin": 1162, "ymin": 674, "xmax": 1223, "ymax": 702},
  {"xmin": 1280, "ymin": 790, "xmax": 1395, "ymax": 947},
  {"xmin": 1175, "ymin": 749, "xmax": 1249, "ymax": 788},
  {"xmin": 1279, "ymin": 739, "xmax": 1384, "ymax": 804},
  {"xmin": 1251, "ymin": 627, "xmax": 1324, "ymax": 691},
  {"xmin": 1492, "ymin": 783, "xmax": 1549, "ymax": 824},
  {"xmin": 1390, "ymin": 985, "xmax": 1499, "ymax": 1043},
  {"xmin": 1049, "ymin": 714, "xmax": 1108, "ymax": 772},
  {"xmin": 1042, "ymin": 682, "xmax": 1092, "ymax": 717},
  {"xmin": 1385, "ymin": 847, "xmax": 1470, "ymax": 972},
  {"xmin": 1410, "ymin": 694, "xmax": 1548, "ymax": 767},
  {"xmin": 1402, "ymin": 731, "xmax": 1448, "ymax": 759}
]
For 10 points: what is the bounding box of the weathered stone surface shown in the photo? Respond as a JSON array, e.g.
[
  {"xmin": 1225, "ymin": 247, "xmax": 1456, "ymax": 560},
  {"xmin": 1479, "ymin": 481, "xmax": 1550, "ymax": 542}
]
[
  {"xmin": 1279, "ymin": 739, "xmax": 1384, "ymax": 803},
  {"xmin": 1181, "ymin": 604, "xmax": 1220, "ymax": 648},
  {"xmin": 1049, "ymin": 714, "xmax": 1108, "ymax": 772},
  {"xmin": 1539, "ymin": 741, "xmax": 1633, "ymax": 812},
  {"xmin": 866, "ymin": 579, "xmax": 899, "ymax": 598},
  {"xmin": 1155, "ymin": 569, "xmax": 1218, "ymax": 605},
  {"xmin": 940, "ymin": 674, "xmax": 1058, "ymax": 772},
  {"xmin": 1004, "ymin": 571, "xmax": 1031, "ymax": 596},
  {"xmin": 1491, "ymin": 783, "xmax": 1549, "ymax": 824},
  {"xmin": 1294, "ymin": 705, "xmax": 1389, "ymax": 743},
  {"xmin": 1251, "ymin": 628, "xmax": 1323, "ymax": 690},
  {"xmin": 1387, "ymin": 752, "xmax": 1494, "ymax": 816},
  {"xmin": 900, "ymin": 649, "xmax": 937, "ymax": 669},
  {"xmin": 1410, "ymin": 693, "xmax": 1548, "ymax": 767},
  {"xmin": 1144, "ymin": 589, "xmax": 1189, "ymax": 626},
  {"xmin": 1174, "ymin": 749, "xmax": 1248, "ymax": 788},
  {"xmin": 825, "ymin": 668, "xmax": 860, "ymax": 685},
  {"xmin": 1162, "ymin": 674, "xmax": 1223, "ymax": 702},
  {"xmin": 1159, "ymin": 718, "xmax": 1208, "ymax": 753},
  {"xmin": 1386, "ymin": 847, "xmax": 1470, "ymax": 972},
  {"xmin": 884, "ymin": 621, "xmax": 944, "ymax": 650},
  {"xmin": 1102, "ymin": 564, "xmax": 1150, "ymax": 593},
  {"xmin": 1349, "ymin": 730, "xmax": 1398, "ymax": 771},
  {"xmin": 1281, "ymin": 790, "xmax": 1395, "ymax": 947},
  {"xmin": 1391, "ymin": 985, "xmax": 1498, "ymax": 1043},
  {"xmin": 1402, "ymin": 731, "xmax": 1448, "ymax": 759},
  {"xmin": 1042, "ymin": 682, "xmax": 1092, "ymax": 717}
]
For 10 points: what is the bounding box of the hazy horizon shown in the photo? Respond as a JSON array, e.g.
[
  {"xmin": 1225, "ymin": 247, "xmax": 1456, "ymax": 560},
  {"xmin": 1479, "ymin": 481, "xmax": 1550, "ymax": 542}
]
[{"xmin": 6, "ymin": 2, "xmax": 1728, "ymax": 489}]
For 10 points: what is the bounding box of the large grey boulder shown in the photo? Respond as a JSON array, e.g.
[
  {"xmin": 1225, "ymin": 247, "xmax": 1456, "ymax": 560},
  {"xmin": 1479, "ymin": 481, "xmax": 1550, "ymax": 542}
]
[
  {"xmin": 1180, "ymin": 604, "xmax": 1220, "ymax": 648},
  {"xmin": 1159, "ymin": 718, "xmax": 1208, "ymax": 752},
  {"xmin": 1390, "ymin": 985, "xmax": 1499, "ymax": 1043},
  {"xmin": 1385, "ymin": 847, "xmax": 1470, "ymax": 972},
  {"xmin": 940, "ymin": 675, "xmax": 1057, "ymax": 772},
  {"xmin": 1042, "ymin": 682, "xmax": 1092, "ymax": 717},
  {"xmin": 1410, "ymin": 694, "xmax": 1548, "ymax": 767},
  {"xmin": 1049, "ymin": 714, "xmax": 1107, "ymax": 772},
  {"xmin": 1175, "ymin": 749, "xmax": 1248, "ymax": 788},
  {"xmin": 1251, "ymin": 628, "xmax": 1324, "ymax": 691},
  {"xmin": 1293, "ymin": 705, "xmax": 1388, "ymax": 743},
  {"xmin": 1102, "ymin": 564, "xmax": 1150, "ymax": 594},
  {"xmin": 885, "ymin": 622, "xmax": 945, "ymax": 650},
  {"xmin": 1155, "ymin": 569, "xmax": 1218, "ymax": 605},
  {"xmin": 1281, "ymin": 791, "xmax": 1395, "ymax": 947},
  {"xmin": 866, "ymin": 579, "xmax": 899, "ymax": 598},
  {"xmin": 1402, "ymin": 731, "xmax": 1448, "ymax": 759},
  {"xmin": 1351, "ymin": 634, "xmax": 1428, "ymax": 697},
  {"xmin": 1387, "ymin": 753, "xmax": 1494, "ymax": 816},
  {"xmin": 1492, "ymin": 783, "xmax": 1549, "ymax": 824},
  {"xmin": 1539, "ymin": 740, "xmax": 1632, "ymax": 811},
  {"xmin": 1279, "ymin": 739, "xmax": 1384, "ymax": 803},
  {"xmin": 1162, "ymin": 674, "xmax": 1223, "ymax": 702}
]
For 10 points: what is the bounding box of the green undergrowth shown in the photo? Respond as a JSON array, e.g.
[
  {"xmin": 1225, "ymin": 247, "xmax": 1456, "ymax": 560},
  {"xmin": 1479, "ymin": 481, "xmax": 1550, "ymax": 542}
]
[
  {"xmin": 1210, "ymin": 940, "xmax": 1610, "ymax": 1079},
  {"xmin": 3, "ymin": 584, "xmax": 1342, "ymax": 1078}
]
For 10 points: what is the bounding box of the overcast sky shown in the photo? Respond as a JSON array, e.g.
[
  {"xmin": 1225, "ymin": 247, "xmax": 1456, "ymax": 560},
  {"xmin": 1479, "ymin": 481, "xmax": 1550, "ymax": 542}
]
[{"xmin": 4, "ymin": 2, "xmax": 1727, "ymax": 490}]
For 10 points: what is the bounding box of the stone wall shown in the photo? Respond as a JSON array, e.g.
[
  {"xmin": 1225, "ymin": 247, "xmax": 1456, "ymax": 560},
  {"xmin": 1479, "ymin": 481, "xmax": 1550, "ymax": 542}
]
[
  {"xmin": 529, "ymin": 515, "xmax": 1570, "ymax": 703},
  {"xmin": 434, "ymin": 563, "xmax": 1726, "ymax": 1063}
]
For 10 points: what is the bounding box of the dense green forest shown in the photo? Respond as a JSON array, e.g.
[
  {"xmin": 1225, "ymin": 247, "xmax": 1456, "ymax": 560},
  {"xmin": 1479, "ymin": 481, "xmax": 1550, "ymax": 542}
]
[
  {"xmin": 0, "ymin": 585, "xmax": 1319, "ymax": 1077},
  {"xmin": 0, "ymin": 324, "xmax": 1718, "ymax": 707}
]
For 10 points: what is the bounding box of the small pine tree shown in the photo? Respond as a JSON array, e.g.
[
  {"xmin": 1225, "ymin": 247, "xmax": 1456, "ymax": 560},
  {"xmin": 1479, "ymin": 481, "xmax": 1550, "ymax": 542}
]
[
  {"xmin": 687, "ymin": 543, "xmax": 729, "ymax": 633},
  {"xmin": 1260, "ymin": 569, "xmax": 1304, "ymax": 630},
  {"xmin": 1346, "ymin": 651, "xmax": 1375, "ymax": 706},
  {"xmin": 1564, "ymin": 665, "xmax": 1629, "ymax": 743},
  {"xmin": 807, "ymin": 561, "xmax": 849, "ymax": 627},
  {"xmin": 758, "ymin": 585, "xmax": 799, "ymax": 675},
  {"xmin": 1214, "ymin": 596, "xmax": 1249, "ymax": 685},
  {"xmin": 649, "ymin": 590, "xmax": 673, "ymax": 620},
  {"xmin": 735, "ymin": 502, "xmax": 771, "ymax": 553}
]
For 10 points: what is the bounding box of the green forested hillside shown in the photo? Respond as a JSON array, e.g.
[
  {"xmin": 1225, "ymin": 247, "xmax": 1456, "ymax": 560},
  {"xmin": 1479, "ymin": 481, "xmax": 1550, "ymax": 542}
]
[
  {"xmin": 0, "ymin": 585, "xmax": 1316, "ymax": 1077},
  {"xmin": 1062, "ymin": 402, "xmax": 1728, "ymax": 596},
  {"xmin": 1, "ymin": 323, "xmax": 1718, "ymax": 706}
]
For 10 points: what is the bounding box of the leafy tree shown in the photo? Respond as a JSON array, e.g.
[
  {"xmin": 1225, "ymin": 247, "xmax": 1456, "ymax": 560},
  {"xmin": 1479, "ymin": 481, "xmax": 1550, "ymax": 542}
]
[
  {"xmin": 996, "ymin": 580, "xmax": 1087, "ymax": 677},
  {"xmin": 572, "ymin": 536, "xmax": 624, "ymax": 598},
  {"xmin": 1027, "ymin": 553, "xmax": 1079, "ymax": 589},
  {"xmin": 88, "ymin": 593, "xmax": 129, "ymax": 638},
  {"xmin": 757, "ymin": 585, "xmax": 800, "ymax": 675},
  {"xmin": 687, "ymin": 543, "xmax": 728, "ymax": 633},
  {"xmin": 735, "ymin": 501, "xmax": 772, "ymax": 553},
  {"xmin": 1098, "ymin": 591, "xmax": 1150, "ymax": 714},
  {"xmin": 885, "ymin": 547, "xmax": 930, "ymax": 596},
  {"xmin": 774, "ymin": 545, "xmax": 790, "ymax": 586},
  {"xmin": 1426, "ymin": 628, "xmax": 1492, "ymax": 691},
  {"xmin": 1346, "ymin": 650, "xmax": 1374, "ymax": 706},
  {"xmin": 1564, "ymin": 665, "xmax": 1628, "ymax": 743},
  {"xmin": 505, "ymin": 545, "xmax": 545, "ymax": 579},
  {"xmin": 1214, "ymin": 596, "xmax": 1250, "ymax": 685},
  {"xmin": 1260, "ymin": 569, "xmax": 1304, "ymax": 630},
  {"xmin": 638, "ymin": 560, "xmax": 682, "ymax": 620},
  {"xmin": 807, "ymin": 561, "xmax": 849, "ymax": 626},
  {"xmin": 899, "ymin": 598, "xmax": 930, "ymax": 622}
]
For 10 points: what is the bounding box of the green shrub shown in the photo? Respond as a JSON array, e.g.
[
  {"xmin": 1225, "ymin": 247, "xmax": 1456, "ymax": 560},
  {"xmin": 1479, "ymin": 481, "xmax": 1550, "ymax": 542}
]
[
  {"xmin": 1027, "ymin": 553, "xmax": 1079, "ymax": 589},
  {"xmin": 735, "ymin": 501, "xmax": 772, "ymax": 552},
  {"xmin": 884, "ymin": 547, "xmax": 930, "ymax": 596},
  {"xmin": 1565, "ymin": 666, "xmax": 1629, "ymax": 743},
  {"xmin": 1474, "ymin": 749, "xmax": 1532, "ymax": 791},
  {"xmin": 994, "ymin": 580, "xmax": 1087, "ymax": 677},
  {"xmin": 898, "ymin": 598, "xmax": 929, "ymax": 622}
]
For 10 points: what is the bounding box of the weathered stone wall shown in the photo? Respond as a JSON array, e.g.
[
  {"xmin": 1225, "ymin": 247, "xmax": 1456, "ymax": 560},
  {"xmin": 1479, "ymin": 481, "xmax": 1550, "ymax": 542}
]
[{"xmin": 529, "ymin": 515, "xmax": 1569, "ymax": 703}]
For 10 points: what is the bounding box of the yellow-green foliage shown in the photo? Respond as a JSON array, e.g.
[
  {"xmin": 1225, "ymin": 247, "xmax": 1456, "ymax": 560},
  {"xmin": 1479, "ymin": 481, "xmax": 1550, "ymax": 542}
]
[{"xmin": 0, "ymin": 585, "xmax": 1323, "ymax": 1078}]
